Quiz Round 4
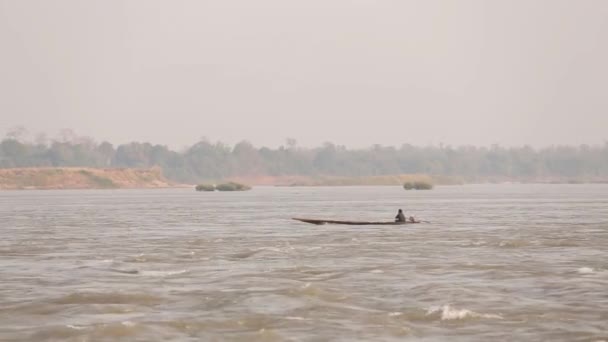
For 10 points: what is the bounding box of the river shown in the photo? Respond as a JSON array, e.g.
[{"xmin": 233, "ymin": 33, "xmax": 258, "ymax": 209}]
[{"xmin": 1, "ymin": 184, "xmax": 606, "ymax": 341}]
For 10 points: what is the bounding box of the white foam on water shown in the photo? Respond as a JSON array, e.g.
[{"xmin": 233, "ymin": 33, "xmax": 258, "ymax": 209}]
[
  {"xmin": 498, "ymin": 240, "xmax": 528, "ymax": 248},
  {"xmin": 370, "ymin": 269, "xmax": 384, "ymax": 274},
  {"xmin": 121, "ymin": 321, "xmax": 135, "ymax": 327},
  {"xmin": 84, "ymin": 259, "xmax": 115, "ymax": 268},
  {"xmin": 140, "ymin": 270, "xmax": 188, "ymax": 277},
  {"xmin": 426, "ymin": 305, "xmax": 503, "ymax": 320},
  {"xmin": 388, "ymin": 312, "xmax": 403, "ymax": 317},
  {"xmin": 259, "ymin": 247, "xmax": 284, "ymax": 253},
  {"xmin": 66, "ymin": 325, "xmax": 86, "ymax": 330},
  {"xmin": 578, "ymin": 267, "xmax": 594, "ymax": 274}
]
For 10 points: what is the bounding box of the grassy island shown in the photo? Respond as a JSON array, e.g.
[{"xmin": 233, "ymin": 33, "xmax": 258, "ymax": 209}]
[
  {"xmin": 403, "ymin": 180, "xmax": 434, "ymax": 190},
  {"xmin": 216, "ymin": 182, "xmax": 251, "ymax": 191},
  {"xmin": 195, "ymin": 184, "xmax": 215, "ymax": 191},
  {"xmin": 195, "ymin": 182, "xmax": 251, "ymax": 192}
]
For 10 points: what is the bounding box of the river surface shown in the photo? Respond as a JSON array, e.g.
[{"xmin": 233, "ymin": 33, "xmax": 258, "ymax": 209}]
[{"xmin": 0, "ymin": 185, "xmax": 607, "ymax": 341}]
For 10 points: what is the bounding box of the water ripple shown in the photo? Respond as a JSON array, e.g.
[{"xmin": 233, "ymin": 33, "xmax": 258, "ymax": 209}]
[{"xmin": 1, "ymin": 185, "xmax": 607, "ymax": 341}]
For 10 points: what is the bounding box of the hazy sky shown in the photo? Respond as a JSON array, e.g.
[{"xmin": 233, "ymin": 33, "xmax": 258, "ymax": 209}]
[{"xmin": 1, "ymin": 0, "xmax": 607, "ymax": 149}]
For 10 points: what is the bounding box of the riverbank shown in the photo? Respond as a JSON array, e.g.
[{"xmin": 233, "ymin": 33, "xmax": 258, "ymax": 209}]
[
  {"xmin": 2, "ymin": 167, "xmax": 606, "ymax": 190},
  {"xmin": 0, "ymin": 167, "xmax": 179, "ymax": 190},
  {"xmin": 228, "ymin": 174, "xmax": 451, "ymax": 186}
]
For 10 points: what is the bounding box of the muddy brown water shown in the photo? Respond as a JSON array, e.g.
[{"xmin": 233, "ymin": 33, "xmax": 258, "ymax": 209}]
[{"xmin": 1, "ymin": 185, "xmax": 607, "ymax": 341}]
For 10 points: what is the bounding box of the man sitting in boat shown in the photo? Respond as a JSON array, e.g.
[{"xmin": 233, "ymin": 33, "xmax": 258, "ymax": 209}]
[{"xmin": 395, "ymin": 209, "xmax": 406, "ymax": 222}]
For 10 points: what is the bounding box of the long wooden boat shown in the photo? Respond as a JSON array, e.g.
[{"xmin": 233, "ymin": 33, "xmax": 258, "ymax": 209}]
[{"xmin": 292, "ymin": 218, "xmax": 420, "ymax": 225}]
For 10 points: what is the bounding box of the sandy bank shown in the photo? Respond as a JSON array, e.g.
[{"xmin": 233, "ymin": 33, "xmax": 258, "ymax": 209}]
[{"xmin": 0, "ymin": 167, "xmax": 180, "ymax": 190}]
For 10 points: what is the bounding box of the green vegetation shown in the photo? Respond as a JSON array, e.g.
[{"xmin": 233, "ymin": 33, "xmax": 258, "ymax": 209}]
[
  {"xmin": 195, "ymin": 184, "xmax": 215, "ymax": 191},
  {"xmin": 2, "ymin": 130, "xmax": 608, "ymax": 184},
  {"xmin": 215, "ymin": 182, "xmax": 251, "ymax": 191},
  {"xmin": 403, "ymin": 180, "xmax": 433, "ymax": 190},
  {"xmin": 194, "ymin": 182, "xmax": 251, "ymax": 191}
]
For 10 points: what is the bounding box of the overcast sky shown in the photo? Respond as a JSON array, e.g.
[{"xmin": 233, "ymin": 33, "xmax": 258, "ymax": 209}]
[{"xmin": 1, "ymin": 0, "xmax": 607, "ymax": 149}]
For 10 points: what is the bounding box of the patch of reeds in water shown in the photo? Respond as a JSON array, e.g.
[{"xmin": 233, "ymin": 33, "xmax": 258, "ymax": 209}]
[
  {"xmin": 403, "ymin": 180, "xmax": 434, "ymax": 190},
  {"xmin": 195, "ymin": 182, "xmax": 251, "ymax": 192},
  {"xmin": 216, "ymin": 182, "xmax": 251, "ymax": 191},
  {"xmin": 195, "ymin": 184, "xmax": 215, "ymax": 191}
]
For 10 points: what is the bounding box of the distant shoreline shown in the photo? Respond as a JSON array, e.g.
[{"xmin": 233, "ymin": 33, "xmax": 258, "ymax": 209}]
[{"xmin": 1, "ymin": 167, "xmax": 606, "ymax": 190}]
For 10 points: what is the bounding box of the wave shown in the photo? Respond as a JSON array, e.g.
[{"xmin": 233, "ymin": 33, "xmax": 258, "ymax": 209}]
[
  {"xmin": 578, "ymin": 267, "xmax": 595, "ymax": 274},
  {"xmin": 465, "ymin": 238, "xmax": 584, "ymax": 249},
  {"xmin": 66, "ymin": 325, "xmax": 86, "ymax": 330},
  {"xmin": 289, "ymin": 282, "xmax": 349, "ymax": 303},
  {"xmin": 123, "ymin": 253, "xmax": 168, "ymax": 263},
  {"xmin": 498, "ymin": 240, "xmax": 531, "ymax": 248},
  {"xmin": 461, "ymin": 239, "xmax": 531, "ymax": 248},
  {"xmin": 229, "ymin": 249, "xmax": 263, "ymax": 259},
  {"xmin": 52, "ymin": 292, "xmax": 164, "ymax": 305},
  {"xmin": 139, "ymin": 269, "xmax": 188, "ymax": 277},
  {"xmin": 543, "ymin": 240, "xmax": 582, "ymax": 247},
  {"xmin": 109, "ymin": 268, "xmax": 140, "ymax": 274},
  {"xmin": 426, "ymin": 305, "xmax": 503, "ymax": 320},
  {"xmin": 104, "ymin": 265, "xmax": 188, "ymax": 276},
  {"xmin": 30, "ymin": 321, "xmax": 146, "ymax": 340}
]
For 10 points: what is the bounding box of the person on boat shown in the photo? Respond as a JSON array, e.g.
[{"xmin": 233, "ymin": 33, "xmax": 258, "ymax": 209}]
[
  {"xmin": 409, "ymin": 216, "xmax": 418, "ymax": 223},
  {"xmin": 395, "ymin": 209, "xmax": 406, "ymax": 222}
]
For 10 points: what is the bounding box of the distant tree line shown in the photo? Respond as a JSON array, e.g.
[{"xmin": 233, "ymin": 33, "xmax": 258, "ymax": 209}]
[{"xmin": 1, "ymin": 129, "xmax": 607, "ymax": 183}]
